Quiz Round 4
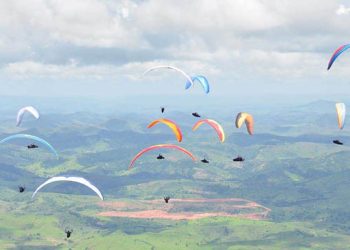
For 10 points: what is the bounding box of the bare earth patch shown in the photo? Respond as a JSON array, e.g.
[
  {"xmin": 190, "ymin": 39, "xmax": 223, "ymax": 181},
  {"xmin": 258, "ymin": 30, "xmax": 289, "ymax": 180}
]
[{"xmin": 97, "ymin": 198, "xmax": 271, "ymax": 221}]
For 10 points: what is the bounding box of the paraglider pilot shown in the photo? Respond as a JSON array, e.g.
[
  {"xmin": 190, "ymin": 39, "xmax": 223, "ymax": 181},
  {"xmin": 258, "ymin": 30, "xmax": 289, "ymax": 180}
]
[
  {"xmin": 233, "ymin": 156, "xmax": 244, "ymax": 162},
  {"xmin": 157, "ymin": 154, "xmax": 165, "ymax": 160},
  {"xmin": 65, "ymin": 229, "xmax": 73, "ymax": 239},
  {"xmin": 18, "ymin": 186, "xmax": 25, "ymax": 193},
  {"xmin": 333, "ymin": 140, "xmax": 343, "ymax": 145}
]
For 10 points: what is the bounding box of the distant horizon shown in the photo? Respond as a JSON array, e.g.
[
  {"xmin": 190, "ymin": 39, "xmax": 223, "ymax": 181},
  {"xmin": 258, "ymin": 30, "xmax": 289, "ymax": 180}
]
[{"xmin": 0, "ymin": 95, "xmax": 345, "ymax": 116}]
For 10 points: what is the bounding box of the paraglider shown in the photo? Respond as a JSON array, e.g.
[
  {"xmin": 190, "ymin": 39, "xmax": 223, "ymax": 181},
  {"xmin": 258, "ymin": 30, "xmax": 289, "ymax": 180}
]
[
  {"xmin": 32, "ymin": 176, "xmax": 104, "ymax": 200},
  {"xmin": 157, "ymin": 154, "xmax": 165, "ymax": 160},
  {"xmin": 27, "ymin": 144, "xmax": 38, "ymax": 149},
  {"xmin": 147, "ymin": 118, "xmax": 183, "ymax": 142},
  {"xmin": 142, "ymin": 65, "xmax": 194, "ymax": 88},
  {"xmin": 185, "ymin": 75, "xmax": 210, "ymax": 94},
  {"xmin": 233, "ymin": 156, "xmax": 245, "ymax": 162},
  {"xmin": 16, "ymin": 106, "xmax": 40, "ymax": 126},
  {"xmin": 0, "ymin": 134, "xmax": 58, "ymax": 159},
  {"xmin": 161, "ymin": 107, "xmax": 165, "ymax": 113},
  {"xmin": 192, "ymin": 119, "xmax": 225, "ymax": 143},
  {"xmin": 327, "ymin": 44, "xmax": 350, "ymax": 70},
  {"xmin": 65, "ymin": 229, "xmax": 73, "ymax": 239},
  {"xmin": 18, "ymin": 186, "xmax": 25, "ymax": 193},
  {"xmin": 192, "ymin": 112, "xmax": 201, "ymax": 118},
  {"xmin": 164, "ymin": 196, "xmax": 170, "ymax": 203},
  {"xmin": 129, "ymin": 144, "xmax": 196, "ymax": 169},
  {"xmin": 201, "ymin": 158, "xmax": 209, "ymax": 164},
  {"xmin": 235, "ymin": 112, "xmax": 254, "ymax": 135},
  {"xmin": 333, "ymin": 140, "xmax": 344, "ymax": 145},
  {"xmin": 335, "ymin": 103, "xmax": 346, "ymax": 129}
]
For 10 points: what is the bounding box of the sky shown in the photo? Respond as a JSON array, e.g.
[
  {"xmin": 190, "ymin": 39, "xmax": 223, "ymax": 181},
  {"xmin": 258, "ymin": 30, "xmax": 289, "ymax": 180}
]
[{"xmin": 1, "ymin": 0, "xmax": 350, "ymax": 102}]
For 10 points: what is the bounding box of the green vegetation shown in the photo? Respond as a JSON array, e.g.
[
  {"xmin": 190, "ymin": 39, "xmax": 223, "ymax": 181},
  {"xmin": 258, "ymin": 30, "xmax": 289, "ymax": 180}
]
[{"xmin": 0, "ymin": 102, "xmax": 350, "ymax": 249}]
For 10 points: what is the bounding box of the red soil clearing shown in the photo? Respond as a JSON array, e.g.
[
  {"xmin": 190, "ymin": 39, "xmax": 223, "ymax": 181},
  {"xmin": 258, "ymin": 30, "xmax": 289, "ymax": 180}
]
[{"xmin": 97, "ymin": 198, "xmax": 271, "ymax": 221}]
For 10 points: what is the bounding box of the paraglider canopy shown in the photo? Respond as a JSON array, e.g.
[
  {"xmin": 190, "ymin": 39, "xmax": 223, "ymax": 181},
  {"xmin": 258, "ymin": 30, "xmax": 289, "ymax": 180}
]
[
  {"xmin": 335, "ymin": 103, "xmax": 346, "ymax": 129},
  {"xmin": 185, "ymin": 75, "xmax": 210, "ymax": 94},
  {"xmin": 328, "ymin": 44, "xmax": 350, "ymax": 70},
  {"xmin": 142, "ymin": 65, "xmax": 194, "ymax": 88},
  {"xmin": 16, "ymin": 106, "xmax": 40, "ymax": 126},
  {"xmin": 129, "ymin": 144, "xmax": 196, "ymax": 169},
  {"xmin": 235, "ymin": 112, "xmax": 254, "ymax": 135},
  {"xmin": 0, "ymin": 134, "xmax": 58, "ymax": 159},
  {"xmin": 147, "ymin": 118, "xmax": 183, "ymax": 142},
  {"xmin": 32, "ymin": 176, "xmax": 104, "ymax": 200},
  {"xmin": 192, "ymin": 119, "xmax": 225, "ymax": 143}
]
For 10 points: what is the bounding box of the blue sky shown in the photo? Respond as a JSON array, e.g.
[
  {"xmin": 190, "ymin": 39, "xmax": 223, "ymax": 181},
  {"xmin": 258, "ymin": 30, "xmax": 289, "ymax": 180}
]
[{"xmin": 1, "ymin": 0, "xmax": 350, "ymax": 102}]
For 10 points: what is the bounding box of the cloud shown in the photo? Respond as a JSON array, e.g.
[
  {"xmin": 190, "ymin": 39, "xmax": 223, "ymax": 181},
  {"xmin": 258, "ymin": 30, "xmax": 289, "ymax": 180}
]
[
  {"xmin": 2, "ymin": 58, "xmax": 219, "ymax": 82},
  {"xmin": 2, "ymin": 60, "xmax": 121, "ymax": 79},
  {"xmin": 336, "ymin": 4, "xmax": 350, "ymax": 15},
  {"xmin": 1, "ymin": 0, "xmax": 350, "ymax": 98},
  {"xmin": 0, "ymin": 0, "xmax": 143, "ymax": 48}
]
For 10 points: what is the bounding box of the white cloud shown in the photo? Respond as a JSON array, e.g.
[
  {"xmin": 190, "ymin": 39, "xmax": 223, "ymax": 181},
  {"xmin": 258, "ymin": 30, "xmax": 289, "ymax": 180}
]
[
  {"xmin": 0, "ymin": 0, "xmax": 143, "ymax": 48},
  {"xmin": 336, "ymin": 4, "xmax": 350, "ymax": 15},
  {"xmin": 1, "ymin": 0, "xmax": 350, "ymax": 92},
  {"xmin": 3, "ymin": 60, "xmax": 121, "ymax": 79},
  {"xmin": 244, "ymin": 50, "xmax": 325, "ymax": 77},
  {"xmin": 134, "ymin": 0, "xmax": 284, "ymax": 34},
  {"xmin": 2, "ymin": 58, "xmax": 220, "ymax": 81}
]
